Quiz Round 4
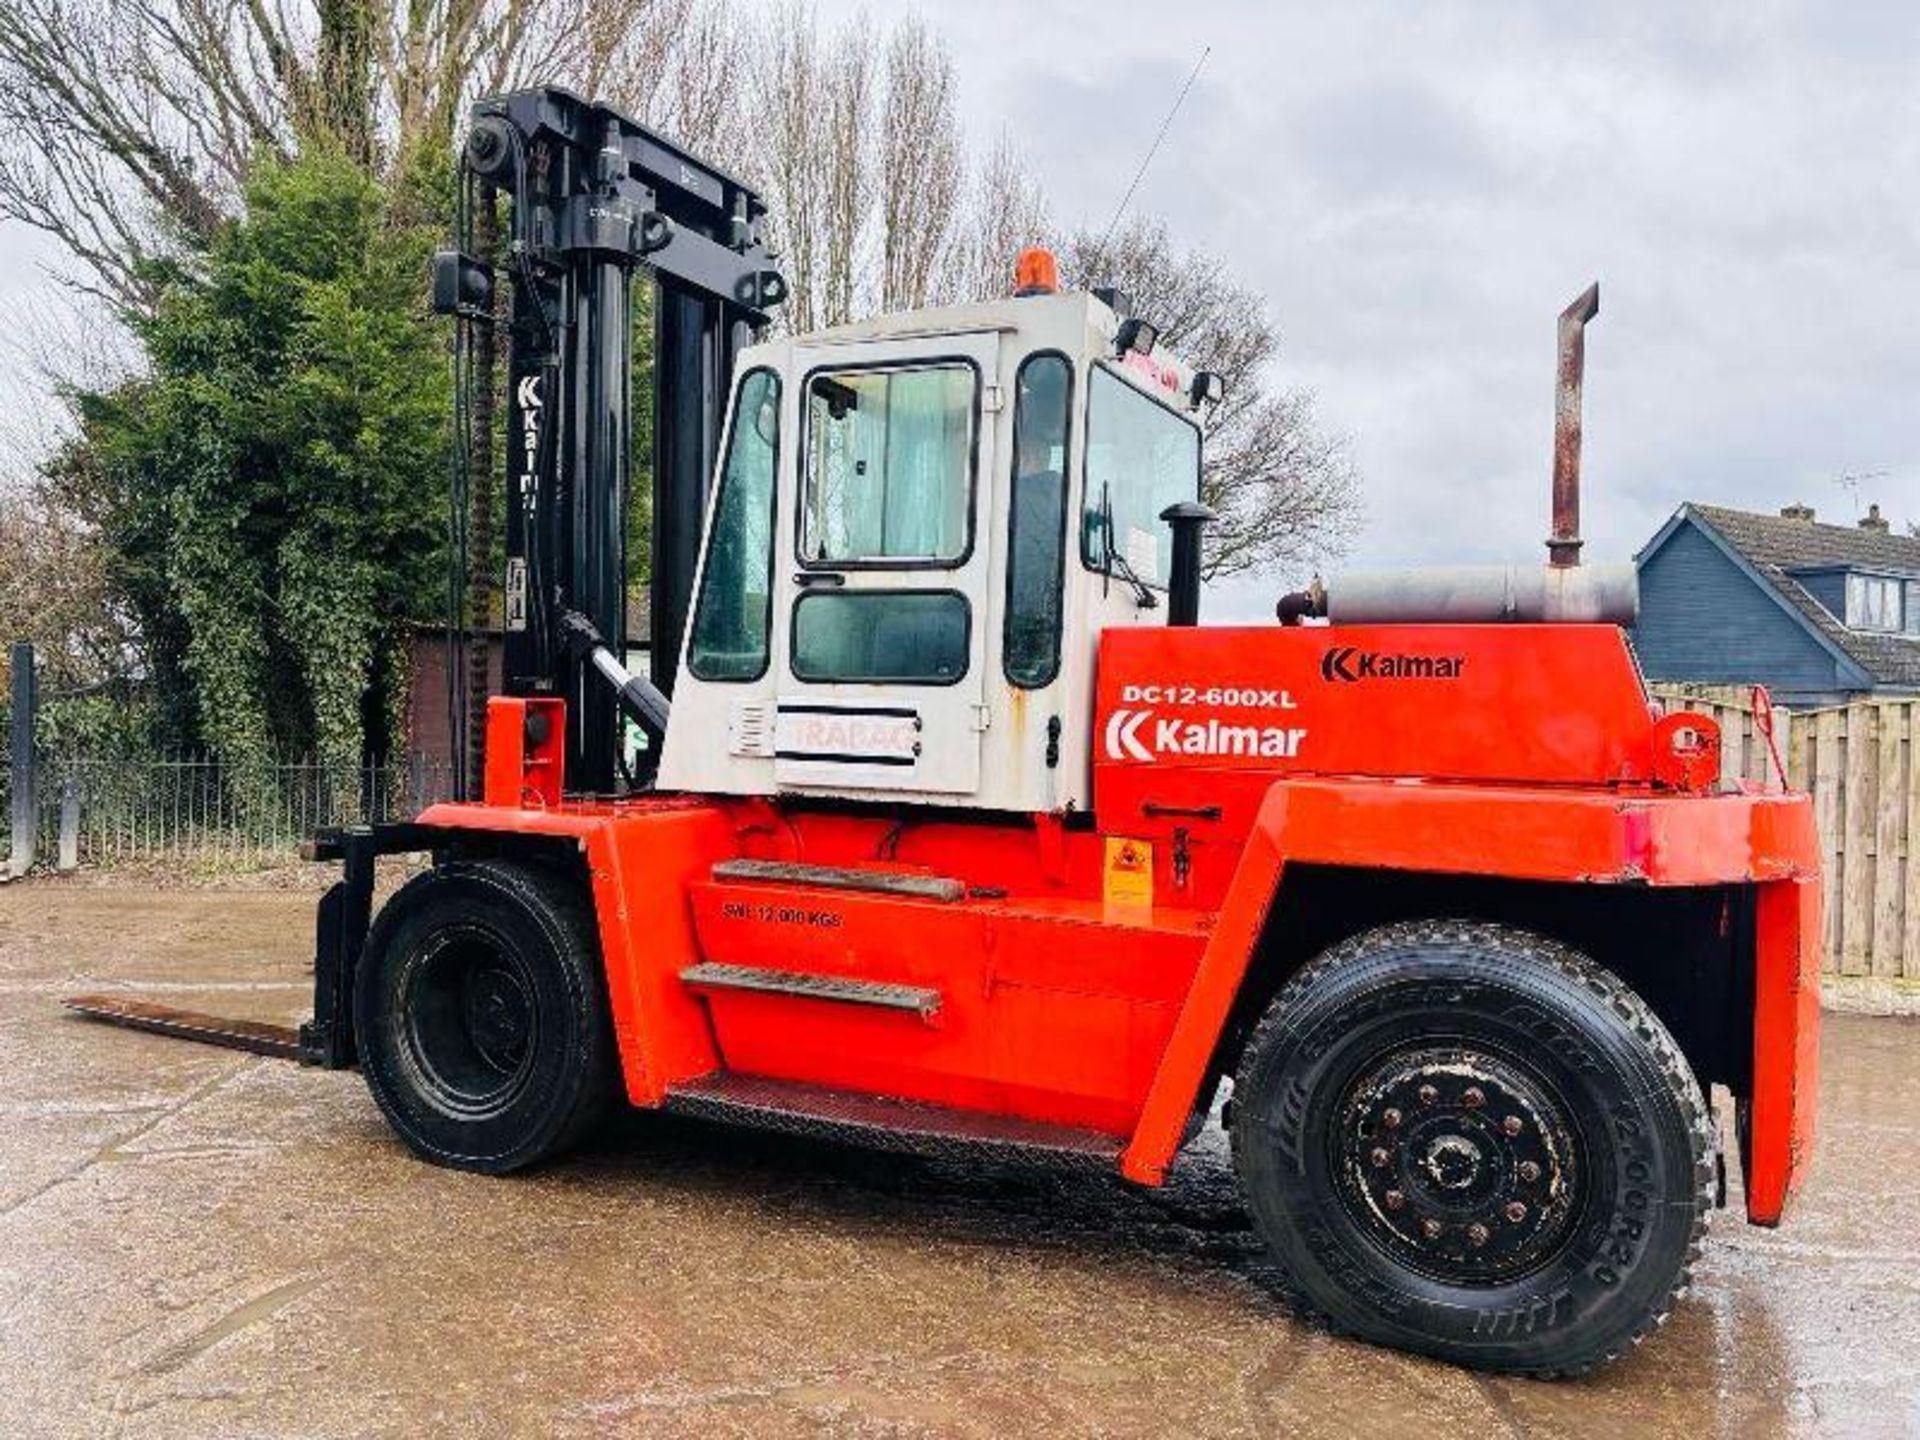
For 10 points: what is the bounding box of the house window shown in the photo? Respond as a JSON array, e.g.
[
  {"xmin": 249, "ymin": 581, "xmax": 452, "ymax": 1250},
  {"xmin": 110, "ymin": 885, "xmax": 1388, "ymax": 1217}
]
[
  {"xmin": 1847, "ymin": 573, "xmax": 1903, "ymax": 632},
  {"xmin": 1906, "ymin": 582, "xmax": 1920, "ymax": 636}
]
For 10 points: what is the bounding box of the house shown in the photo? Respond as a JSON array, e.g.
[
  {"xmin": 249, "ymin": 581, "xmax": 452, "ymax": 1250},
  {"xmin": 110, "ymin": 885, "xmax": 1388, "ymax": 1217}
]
[
  {"xmin": 404, "ymin": 591, "xmax": 654, "ymax": 766},
  {"xmin": 405, "ymin": 625, "xmax": 504, "ymax": 765},
  {"xmin": 1634, "ymin": 501, "xmax": 1920, "ymax": 709}
]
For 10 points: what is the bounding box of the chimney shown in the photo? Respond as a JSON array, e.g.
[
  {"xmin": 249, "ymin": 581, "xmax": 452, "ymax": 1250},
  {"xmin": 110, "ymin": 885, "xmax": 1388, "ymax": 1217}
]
[
  {"xmin": 1780, "ymin": 502, "xmax": 1815, "ymax": 521},
  {"xmin": 1860, "ymin": 503, "xmax": 1891, "ymax": 534}
]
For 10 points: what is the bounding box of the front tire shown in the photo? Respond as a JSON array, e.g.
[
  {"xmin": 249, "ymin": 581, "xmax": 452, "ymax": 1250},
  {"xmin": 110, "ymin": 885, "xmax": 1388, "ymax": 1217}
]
[
  {"xmin": 1232, "ymin": 921, "xmax": 1713, "ymax": 1377},
  {"xmin": 354, "ymin": 859, "xmax": 618, "ymax": 1173}
]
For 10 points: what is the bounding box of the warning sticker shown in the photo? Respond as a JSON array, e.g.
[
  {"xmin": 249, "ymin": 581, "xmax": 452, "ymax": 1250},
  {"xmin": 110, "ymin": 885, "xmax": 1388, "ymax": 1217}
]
[
  {"xmin": 504, "ymin": 557, "xmax": 528, "ymax": 632},
  {"xmin": 1104, "ymin": 836, "xmax": 1154, "ymax": 911}
]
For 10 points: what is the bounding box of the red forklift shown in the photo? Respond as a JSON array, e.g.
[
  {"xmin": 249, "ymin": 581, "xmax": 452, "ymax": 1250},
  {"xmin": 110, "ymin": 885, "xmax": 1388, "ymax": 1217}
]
[{"xmin": 75, "ymin": 88, "xmax": 1821, "ymax": 1376}]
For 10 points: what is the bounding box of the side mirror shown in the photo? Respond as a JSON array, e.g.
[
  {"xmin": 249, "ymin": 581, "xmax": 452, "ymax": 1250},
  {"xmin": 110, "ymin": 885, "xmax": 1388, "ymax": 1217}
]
[
  {"xmin": 1081, "ymin": 489, "xmax": 1118, "ymax": 572},
  {"xmin": 1082, "ymin": 504, "xmax": 1109, "ymax": 569},
  {"xmin": 1115, "ymin": 317, "xmax": 1159, "ymax": 356}
]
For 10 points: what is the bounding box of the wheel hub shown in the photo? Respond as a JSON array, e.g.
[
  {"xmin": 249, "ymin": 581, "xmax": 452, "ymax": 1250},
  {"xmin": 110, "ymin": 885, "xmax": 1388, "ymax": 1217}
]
[
  {"xmin": 1338, "ymin": 1047, "xmax": 1579, "ymax": 1283},
  {"xmin": 464, "ymin": 968, "xmax": 532, "ymax": 1075},
  {"xmin": 403, "ymin": 927, "xmax": 537, "ymax": 1113},
  {"xmin": 1422, "ymin": 1134, "xmax": 1484, "ymax": 1191}
]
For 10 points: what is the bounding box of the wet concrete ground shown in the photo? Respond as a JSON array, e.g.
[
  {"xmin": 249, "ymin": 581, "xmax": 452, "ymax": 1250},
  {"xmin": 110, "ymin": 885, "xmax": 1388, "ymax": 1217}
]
[{"xmin": 1, "ymin": 885, "xmax": 1916, "ymax": 1439}]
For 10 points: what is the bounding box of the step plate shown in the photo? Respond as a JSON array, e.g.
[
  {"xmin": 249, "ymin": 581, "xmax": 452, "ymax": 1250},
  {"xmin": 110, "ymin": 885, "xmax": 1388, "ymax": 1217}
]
[
  {"xmin": 711, "ymin": 858, "xmax": 966, "ymax": 903},
  {"xmin": 681, "ymin": 961, "xmax": 940, "ymax": 1016},
  {"xmin": 665, "ymin": 1074, "xmax": 1122, "ymax": 1170}
]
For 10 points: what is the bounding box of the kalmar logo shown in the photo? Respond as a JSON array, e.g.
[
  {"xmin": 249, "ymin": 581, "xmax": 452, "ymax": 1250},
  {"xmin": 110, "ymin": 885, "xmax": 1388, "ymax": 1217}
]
[
  {"xmin": 1322, "ymin": 647, "xmax": 1466, "ymax": 683},
  {"xmin": 1104, "ymin": 709, "xmax": 1307, "ymax": 762},
  {"xmin": 1106, "ymin": 709, "xmax": 1154, "ymax": 762}
]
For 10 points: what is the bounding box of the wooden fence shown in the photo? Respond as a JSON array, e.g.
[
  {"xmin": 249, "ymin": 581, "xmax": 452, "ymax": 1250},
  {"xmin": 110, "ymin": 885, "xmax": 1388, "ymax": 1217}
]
[{"xmin": 1655, "ymin": 685, "xmax": 1920, "ymax": 1000}]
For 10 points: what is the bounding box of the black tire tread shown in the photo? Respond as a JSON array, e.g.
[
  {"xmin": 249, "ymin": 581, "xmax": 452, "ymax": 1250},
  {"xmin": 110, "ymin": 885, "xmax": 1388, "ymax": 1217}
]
[
  {"xmin": 503, "ymin": 860, "xmax": 621, "ymax": 1159},
  {"xmin": 358, "ymin": 857, "xmax": 618, "ymax": 1171},
  {"xmin": 1229, "ymin": 918, "xmax": 1715, "ymax": 1379}
]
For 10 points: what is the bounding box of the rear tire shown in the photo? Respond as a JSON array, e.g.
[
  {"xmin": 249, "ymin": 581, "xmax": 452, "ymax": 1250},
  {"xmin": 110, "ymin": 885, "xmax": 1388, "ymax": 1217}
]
[
  {"xmin": 354, "ymin": 859, "xmax": 618, "ymax": 1173},
  {"xmin": 1231, "ymin": 920, "xmax": 1713, "ymax": 1377}
]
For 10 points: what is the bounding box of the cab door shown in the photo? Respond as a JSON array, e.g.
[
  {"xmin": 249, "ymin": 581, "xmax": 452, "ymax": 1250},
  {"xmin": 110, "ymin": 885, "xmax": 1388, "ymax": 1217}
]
[{"xmin": 770, "ymin": 331, "xmax": 1000, "ymax": 796}]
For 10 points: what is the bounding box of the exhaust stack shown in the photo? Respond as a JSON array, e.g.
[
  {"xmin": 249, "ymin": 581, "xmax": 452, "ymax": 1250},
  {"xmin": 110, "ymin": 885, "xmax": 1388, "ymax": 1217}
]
[
  {"xmin": 1326, "ymin": 563, "xmax": 1637, "ymax": 626},
  {"xmin": 1284, "ymin": 280, "xmax": 1634, "ymax": 627},
  {"xmin": 1549, "ymin": 283, "xmax": 1600, "ymax": 568}
]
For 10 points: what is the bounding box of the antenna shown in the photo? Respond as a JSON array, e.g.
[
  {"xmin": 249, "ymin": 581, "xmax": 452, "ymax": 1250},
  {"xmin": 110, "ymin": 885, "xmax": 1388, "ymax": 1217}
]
[
  {"xmin": 1835, "ymin": 469, "xmax": 1889, "ymax": 515},
  {"xmin": 1085, "ymin": 45, "xmax": 1211, "ymax": 278}
]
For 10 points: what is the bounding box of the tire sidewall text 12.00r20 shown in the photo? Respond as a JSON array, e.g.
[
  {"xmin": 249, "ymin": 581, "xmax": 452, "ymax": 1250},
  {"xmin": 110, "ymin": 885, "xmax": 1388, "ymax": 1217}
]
[{"xmin": 1232, "ymin": 921, "xmax": 1714, "ymax": 1377}]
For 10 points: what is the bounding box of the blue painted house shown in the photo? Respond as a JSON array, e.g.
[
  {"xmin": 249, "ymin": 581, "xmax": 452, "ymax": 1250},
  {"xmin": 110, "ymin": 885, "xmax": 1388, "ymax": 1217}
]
[{"xmin": 1634, "ymin": 502, "xmax": 1920, "ymax": 709}]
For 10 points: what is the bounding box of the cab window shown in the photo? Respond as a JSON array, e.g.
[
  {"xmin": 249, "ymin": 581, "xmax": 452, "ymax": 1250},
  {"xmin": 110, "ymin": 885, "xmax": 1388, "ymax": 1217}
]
[
  {"xmin": 1004, "ymin": 353, "xmax": 1072, "ymax": 687},
  {"xmin": 801, "ymin": 363, "xmax": 975, "ymax": 565},
  {"xmin": 791, "ymin": 590, "xmax": 970, "ymax": 685},
  {"xmin": 687, "ymin": 369, "xmax": 780, "ymax": 681},
  {"xmin": 1081, "ymin": 365, "xmax": 1201, "ymax": 587}
]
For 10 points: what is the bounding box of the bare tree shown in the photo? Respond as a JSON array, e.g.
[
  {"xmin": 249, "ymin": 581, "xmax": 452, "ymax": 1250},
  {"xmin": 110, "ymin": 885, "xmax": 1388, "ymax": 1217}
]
[
  {"xmin": 0, "ymin": 0, "xmax": 241, "ymax": 309},
  {"xmin": 742, "ymin": 3, "xmax": 874, "ymax": 333},
  {"xmin": 742, "ymin": 6, "xmax": 983, "ymax": 329},
  {"xmin": 579, "ymin": 0, "xmax": 753, "ymax": 166},
  {"xmin": 816, "ymin": 18, "xmax": 875, "ymax": 329},
  {"xmin": 0, "ymin": 0, "xmax": 1358, "ymax": 592},
  {"xmin": 0, "ymin": 0, "xmax": 737, "ymax": 311},
  {"xmin": 0, "ymin": 490, "xmax": 134, "ymax": 688},
  {"xmin": 1057, "ymin": 219, "xmax": 1360, "ymax": 579},
  {"xmin": 727, "ymin": 11, "xmax": 1357, "ymax": 579},
  {"xmin": 877, "ymin": 15, "xmax": 961, "ymax": 312},
  {"xmin": 0, "ymin": 0, "xmax": 1022, "ymax": 337},
  {"xmin": 947, "ymin": 131, "xmax": 1049, "ymax": 304}
]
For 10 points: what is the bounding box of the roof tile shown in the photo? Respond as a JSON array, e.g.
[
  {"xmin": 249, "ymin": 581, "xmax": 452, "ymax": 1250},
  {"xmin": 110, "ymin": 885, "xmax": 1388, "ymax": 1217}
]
[{"xmin": 1682, "ymin": 504, "xmax": 1920, "ymax": 688}]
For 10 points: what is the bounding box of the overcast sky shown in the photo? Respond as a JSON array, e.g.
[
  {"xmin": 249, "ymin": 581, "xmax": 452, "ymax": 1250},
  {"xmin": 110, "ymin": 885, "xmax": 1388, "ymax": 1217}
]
[
  {"xmin": 819, "ymin": 0, "xmax": 1920, "ymax": 617},
  {"xmin": 2, "ymin": 3, "xmax": 1915, "ymax": 622}
]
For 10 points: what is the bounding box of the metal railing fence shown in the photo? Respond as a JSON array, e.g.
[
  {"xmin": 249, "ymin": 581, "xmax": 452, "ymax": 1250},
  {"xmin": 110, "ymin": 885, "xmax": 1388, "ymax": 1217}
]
[{"xmin": 5, "ymin": 751, "xmax": 457, "ymax": 869}]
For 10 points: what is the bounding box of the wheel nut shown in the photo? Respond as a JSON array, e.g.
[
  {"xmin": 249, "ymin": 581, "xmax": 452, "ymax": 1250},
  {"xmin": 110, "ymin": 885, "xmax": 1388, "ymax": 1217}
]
[
  {"xmin": 1421, "ymin": 1218, "xmax": 1444, "ymax": 1240},
  {"xmin": 1370, "ymin": 1146, "xmax": 1391, "ymax": 1168},
  {"xmin": 1418, "ymin": 1084, "xmax": 1439, "ymax": 1106},
  {"xmin": 1504, "ymin": 1201, "xmax": 1527, "ymax": 1223},
  {"xmin": 1462, "ymin": 1086, "xmax": 1485, "ymax": 1109},
  {"xmin": 1382, "ymin": 1107, "xmax": 1403, "ymax": 1130},
  {"xmin": 1466, "ymin": 1223, "xmax": 1489, "ymax": 1247},
  {"xmin": 1384, "ymin": 1189, "xmax": 1406, "ymax": 1211},
  {"xmin": 1502, "ymin": 1115, "xmax": 1523, "ymax": 1137},
  {"xmin": 1518, "ymin": 1160, "xmax": 1542, "ymax": 1183}
]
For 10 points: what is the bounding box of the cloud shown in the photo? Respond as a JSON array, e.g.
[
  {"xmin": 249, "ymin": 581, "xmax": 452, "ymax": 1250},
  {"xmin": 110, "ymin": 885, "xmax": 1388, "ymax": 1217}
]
[
  {"xmin": 6, "ymin": 0, "xmax": 1915, "ymax": 600},
  {"xmin": 1288, "ymin": 76, "xmax": 1513, "ymax": 203},
  {"xmin": 893, "ymin": 0, "xmax": 1920, "ymax": 594}
]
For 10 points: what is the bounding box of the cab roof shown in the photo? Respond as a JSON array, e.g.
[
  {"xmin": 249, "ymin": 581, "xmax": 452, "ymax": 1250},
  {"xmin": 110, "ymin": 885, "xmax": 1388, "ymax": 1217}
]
[{"xmin": 776, "ymin": 290, "xmax": 1206, "ymax": 418}]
